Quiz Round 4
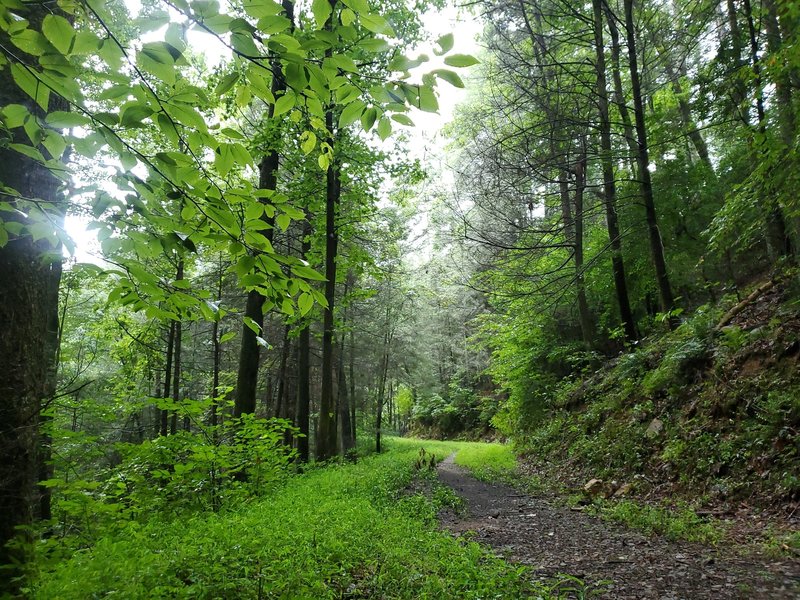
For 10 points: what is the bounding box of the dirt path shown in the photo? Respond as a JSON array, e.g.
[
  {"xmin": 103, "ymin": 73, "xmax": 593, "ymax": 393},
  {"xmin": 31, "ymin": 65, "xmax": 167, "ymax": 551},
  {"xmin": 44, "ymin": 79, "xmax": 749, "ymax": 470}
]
[{"xmin": 437, "ymin": 454, "xmax": 799, "ymax": 599}]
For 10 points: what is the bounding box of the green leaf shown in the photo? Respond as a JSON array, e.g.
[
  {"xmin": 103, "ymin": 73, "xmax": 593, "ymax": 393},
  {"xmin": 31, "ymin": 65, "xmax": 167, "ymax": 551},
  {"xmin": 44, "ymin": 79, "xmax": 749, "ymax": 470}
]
[
  {"xmin": 298, "ymin": 292, "xmax": 314, "ymax": 316},
  {"xmin": 220, "ymin": 331, "xmax": 237, "ymax": 344},
  {"xmin": 257, "ymin": 15, "xmax": 292, "ymax": 34},
  {"xmin": 444, "ymin": 54, "xmax": 479, "ymax": 68},
  {"xmin": 432, "ymin": 68, "xmax": 464, "ymax": 88},
  {"xmin": 42, "ymin": 14, "xmax": 75, "ymax": 55},
  {"xmin": 358, "ymin": 38, "xmax": 389, "ymax": 52},
  {"xmin": 10, "ymin": 29, "xmax": 49, "ymax": 56},
  {"xmin": 342, "ymin": 0, "xmax": 369, "ymax": 13},
  {"xmin": 273, "ymin": 92, "xmax": 295, "ymax": 116},
  {"xmin": 359, "ymin": 13, "xmax": 394, "ymax": 35},
  {"xmin": 243, "ymin": 0, "xmax": 282, "ymax": 18},
  {"xmin": 435, "ymin": 33, "xmax": 454, "ymax": 55},
  {"xmin": 360, "ymin": 107, "xmax": 377, "ymax": 131},
  {"xmin": 276, "ymin": 213, "xmax": 291, "ymax": 231},
  {"xmin": 377, "ymin": 116, "xmax": 391, "ymax": 140},
  {"xmin": 231, "ymin": 32, "xmax": 261, "ymax": 57},
  {"xmin": 120, "ymin": 102, "xmax": 154, "ymax": 127},
  {"xmin": 391, "ymin": 113, "xmax": 414, "ymax": 126},
  {"xmin": 46, "ymin": 111, "xmax": 90, "ymax": 128},
  {"xmin": 340, "ymin": 8, "xmax": 356, "ymax": 26},
  {"xmin": 312, "ymin": 0, "xmax": 332, "ymax": 29},
  {"xmin": 292, "ymin": 264, "xmax": 327, "ymax": 281},
  {"xmin": 1, "ymin": 104, "xmax": 30, "ymax": 129},
  {"xmin": 417, "ymin": 84, "xmax": 438, "ymax": 112},
  {"xmin": 339, "ymin": 100, "xmax": 365, "ymax": 127},
  {"xmin": 243, "ymin": 316, "xmax": 261, "ymax": 334},
  {"xmin": 10, "ymin": 64, "xmax": 49, "ymax": 110},
  {"xmin": 300, "ymin": 131, "xmax": 317, "ymax": 154},
  {"xmin": 329, "ymin": 54, "xmax": 358, "ymax": 73},
  {"xmin": 215, "ymin": 72, "xmax": 239, "ymax": 96}
]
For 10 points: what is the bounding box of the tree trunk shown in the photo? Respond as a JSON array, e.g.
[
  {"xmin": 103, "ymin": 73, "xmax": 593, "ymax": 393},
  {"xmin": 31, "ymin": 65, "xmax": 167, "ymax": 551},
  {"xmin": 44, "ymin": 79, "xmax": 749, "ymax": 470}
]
[
  {"xmin": 573, "ymin": 149, "xmax": 593, "ymax": 342},
  {"xmin": 295, "ymin": 222, "xmax": 312, "ymax": 463},
  {"xmin": 349, "ymin": 327, "xmax": 357, "ymax": 443},
  {"xmin": 593, "ymin": 0, "xmax": 638, "ymax": 341},
  {"xmin": 623, "ymin": 0, "xmax": 675, "ymax": 316},
  {"xmin": 605, "ymin": 4, "xmax": 641, "ymax": 175},
  {"xmin": 317, "ymin": 78, "xmax": 341, "ymax": 460},
  {"xmin": 161, "ymin": 321, "xmax": 175, "ymax": 435},
  {"xmin": 234, "ymin": 0, "xmax": 294, "ymax": 417},
  {"xmin": 0, "ymin": 6, "xmax": 67, "ymax": 587}
]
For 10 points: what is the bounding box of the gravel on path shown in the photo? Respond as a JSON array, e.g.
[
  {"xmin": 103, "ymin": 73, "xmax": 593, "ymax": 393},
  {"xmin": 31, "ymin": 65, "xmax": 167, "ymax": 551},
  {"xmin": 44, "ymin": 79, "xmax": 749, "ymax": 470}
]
[{"xmin": 437, "ymin": 454, "xmax": 800, "ymax": 599}]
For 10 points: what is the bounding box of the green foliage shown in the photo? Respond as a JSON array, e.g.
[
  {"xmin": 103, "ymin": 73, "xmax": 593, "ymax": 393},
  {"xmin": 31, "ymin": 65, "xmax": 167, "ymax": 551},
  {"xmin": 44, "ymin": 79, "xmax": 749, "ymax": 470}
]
[
  {"xmin": 454, "ymin": 442, "xmax": 516, "ymax": 482},
  {"xmin": 597, "ymin": 500, "xmax": 724, "ymax": 545},
  {"xmin": 34, "ymin": 439, "xmax": 542, "ymax": 599}
]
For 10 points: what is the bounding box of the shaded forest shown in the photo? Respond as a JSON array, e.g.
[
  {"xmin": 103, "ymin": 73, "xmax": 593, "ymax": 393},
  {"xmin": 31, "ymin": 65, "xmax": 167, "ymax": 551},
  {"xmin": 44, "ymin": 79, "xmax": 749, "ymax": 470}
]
[{"xmin": 0, "ymin": 0, "xmax": 798, "ymax": 596}]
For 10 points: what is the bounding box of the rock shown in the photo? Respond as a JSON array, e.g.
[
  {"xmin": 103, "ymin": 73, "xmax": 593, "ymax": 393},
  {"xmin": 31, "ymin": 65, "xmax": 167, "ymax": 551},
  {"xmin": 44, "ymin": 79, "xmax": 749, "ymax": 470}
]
[
  {"xmin": 613, "ymin": 483, "xmax": 633, "ymax": 498},
  {"xmin": 583, "ymin": 478, "xmax": 604, "ymax": 496},
  {"xmin": 645, "ymin": 418, "xmax": 664, "ymax": 438}
]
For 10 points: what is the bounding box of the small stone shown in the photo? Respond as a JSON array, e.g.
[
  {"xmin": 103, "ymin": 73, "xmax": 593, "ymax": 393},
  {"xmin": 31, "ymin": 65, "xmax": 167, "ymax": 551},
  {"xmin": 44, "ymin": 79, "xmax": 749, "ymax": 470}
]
[
  {"xmin": 646, "ymin": 418, "xmax": 664, "ymax": 438},
  {"xmin": 613, "ymin": 483, "xmax": 633, "ymax": 497},
  {"xmin": 584, "ymin": 478, "xmax": 604, "ymax": 496}
]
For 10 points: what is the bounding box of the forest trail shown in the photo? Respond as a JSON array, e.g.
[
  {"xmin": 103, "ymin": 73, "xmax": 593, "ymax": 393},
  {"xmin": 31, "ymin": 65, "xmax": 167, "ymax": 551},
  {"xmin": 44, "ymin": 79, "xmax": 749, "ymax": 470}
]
[{"xmin": 436, "ymin": 454, "xmax": 800, "ymax": 599}]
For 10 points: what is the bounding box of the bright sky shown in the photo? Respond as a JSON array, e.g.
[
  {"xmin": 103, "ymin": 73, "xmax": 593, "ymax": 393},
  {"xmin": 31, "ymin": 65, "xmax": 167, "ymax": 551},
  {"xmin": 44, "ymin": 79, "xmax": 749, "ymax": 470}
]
[{"xmin": 65, "ymin": 1, "xmax": 483, "ymax": 263}]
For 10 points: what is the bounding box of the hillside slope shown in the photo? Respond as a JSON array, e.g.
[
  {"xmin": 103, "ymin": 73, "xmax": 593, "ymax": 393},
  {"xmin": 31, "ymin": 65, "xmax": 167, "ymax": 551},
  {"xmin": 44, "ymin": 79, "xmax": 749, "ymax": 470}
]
[{"xmin": 516, "ymin": 275, "xmax": 800, "ymax": 550}]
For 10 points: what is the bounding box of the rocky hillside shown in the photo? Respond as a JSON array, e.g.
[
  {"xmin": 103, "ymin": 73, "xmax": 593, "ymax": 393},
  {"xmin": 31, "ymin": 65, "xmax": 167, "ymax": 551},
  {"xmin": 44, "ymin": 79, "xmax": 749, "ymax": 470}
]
[{"xmin": 518, "ymin": 274, "xmax": 800, "ymax": 550}]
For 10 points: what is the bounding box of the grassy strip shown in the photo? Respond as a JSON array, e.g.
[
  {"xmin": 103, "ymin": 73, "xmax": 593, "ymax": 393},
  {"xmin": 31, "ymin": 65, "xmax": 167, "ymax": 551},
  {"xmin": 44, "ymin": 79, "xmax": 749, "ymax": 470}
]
[
  {"xmin": 453, "ymin": 442, "xmax": 517, "ymax": 482},
  {"xmin": 590, "ymin": 499, "xmax": 725, "ymax": 545},
  {"xmin": 33, "ymin": 438, "xmax": 540, "ymax": 599}
]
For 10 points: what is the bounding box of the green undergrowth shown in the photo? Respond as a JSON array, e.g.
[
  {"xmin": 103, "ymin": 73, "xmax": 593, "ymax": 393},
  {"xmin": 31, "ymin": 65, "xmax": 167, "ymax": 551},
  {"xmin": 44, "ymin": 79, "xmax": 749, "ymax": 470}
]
[
  {"xmin": 454, "ymin": 442, "xmax": 517, "ymax": 483},
  {"xmin": 32, "ymin": 438, "xmax": 543, "ymax": 599},
  {"xmin": 497, "ymin": 276, "xmax": 800, "ymax": 552},
  {"xmin": 590, "ymin": 500, "xmax": 725, "ymax": 545}
]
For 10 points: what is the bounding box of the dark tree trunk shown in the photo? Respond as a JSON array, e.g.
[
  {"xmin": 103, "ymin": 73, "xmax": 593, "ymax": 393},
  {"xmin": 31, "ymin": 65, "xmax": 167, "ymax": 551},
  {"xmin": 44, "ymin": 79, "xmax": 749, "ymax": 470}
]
[
  {"xmin": 296, "ymin": 325, "xmax": 311, "ymax": 463},
  {"xmin": 161, "ymin": 321, "xmax": 176, "ymax": 436},
  {"xmin": 0, "ymin": 6, "xmax": 67, "ymax": 587},
  {"xmin": 741, "ymin": 0, "xmax": 793, "ymax": 259},
  {"xmin": 349, "ymin": 327, "xmax": 356, "ymax": 443},
  {"xmin": 605, "ymin": 3, "xmax": 640, "ymax": 174},
  {"xmin": 295, "ymin": 222, "xmax": 312, "ymax": 462},
  {"xmin": 593, "ymin": 0, "xmax": 638, "ymax": 341},
  {"xmin": 573, "ymin": 149, "xmax": 593, "ymax": 343},
  {"xmin": 623, "ymin": 0, "xmax": 675, "ymax": 316},
  {"xmin": 234, "ymin": 0, "xmax": 295, "ymax": 417},
  {"xmin": 317, "ymin": 91, "xmax": 341, "ymax": 461},
  {"xmin": 274, "ymin": 325, "xmax": 291, "ymax": 419}
]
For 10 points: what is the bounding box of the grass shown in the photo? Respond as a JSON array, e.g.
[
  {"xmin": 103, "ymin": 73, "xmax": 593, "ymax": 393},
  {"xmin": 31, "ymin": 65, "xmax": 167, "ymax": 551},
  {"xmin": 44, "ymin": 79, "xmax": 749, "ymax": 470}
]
[
  {"xmin": 454, "ymin": 441, "xmax": 517, "ymax": 482},
  {"xmin": 32, "ymin": 438, "xmax": 544, "ymax": 599},
  {"xmin": 593, "ymin": 499, "xmax": 725, "ymax": 545}
]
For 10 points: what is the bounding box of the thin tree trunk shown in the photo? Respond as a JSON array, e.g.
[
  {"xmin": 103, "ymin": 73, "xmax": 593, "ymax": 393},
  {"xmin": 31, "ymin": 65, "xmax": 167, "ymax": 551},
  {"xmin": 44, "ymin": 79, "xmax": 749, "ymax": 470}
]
[
  {"xmin": 275, "ymin": 325, "xmax": 291, "ymax": 419},
  {"xmin": 296, "ymin": 222, "xmax": 312, "ymax": 463},
  {"xmin": 623, "ymin": 0, "xmax": 675, "ymax": 316},
  {"xmin": 605, "ymin": 3, "xmax": 640, "ymax": 174},
  {"xmin": 593, "ymin": 0, "xmax": 638, "ymax": 341},
  {"xmin": 349, "ymin": 327, "xmax": 356, "ymax": 443},
  {"xmin": 161, "ymin": 321, "xmax": 176, "ymax": 436},
  {"xmin": 574, "ymin": 148, "xmax": 593, "ymax": 342}
]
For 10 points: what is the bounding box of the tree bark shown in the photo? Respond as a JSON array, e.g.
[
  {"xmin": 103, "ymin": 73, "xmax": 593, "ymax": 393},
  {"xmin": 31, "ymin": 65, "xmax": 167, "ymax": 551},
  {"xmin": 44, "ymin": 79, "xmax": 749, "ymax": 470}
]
[
  {"xmin": 234, "ymin": 0, "xmax": 294, "ymax": 417},
  {"xmin": 296, "ymin": 223, "xmax": 312, "ymax": 463},
  {"xmin": 593, "ymin": 0, "xmax": 638, "ymax": 341},
  {"xmin": 317, "ymin": 47, "xmax": 341, "ymax": 459},
  {"xmin": 623, "ymin": 0, "xmax": 675, "ymax": 316},
  {"xmin": 0, "ymin": 6, "xmax": 67, "ymax": 587}
]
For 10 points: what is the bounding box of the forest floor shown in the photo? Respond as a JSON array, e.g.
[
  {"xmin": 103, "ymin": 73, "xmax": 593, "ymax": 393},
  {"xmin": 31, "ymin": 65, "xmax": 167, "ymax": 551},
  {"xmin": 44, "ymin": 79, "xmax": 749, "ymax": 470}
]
[{"xmin": 436, "ymin": 453, "xmax": 800, "ymax": 599}]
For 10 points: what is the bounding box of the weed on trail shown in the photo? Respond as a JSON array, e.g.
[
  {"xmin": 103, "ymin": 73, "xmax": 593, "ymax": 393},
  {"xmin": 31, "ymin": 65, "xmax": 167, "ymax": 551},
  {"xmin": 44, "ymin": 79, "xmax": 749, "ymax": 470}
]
[{"xmin": 34, "ymin": 438, "xmax": 546, "ymax": 599}]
